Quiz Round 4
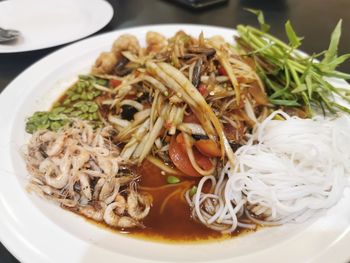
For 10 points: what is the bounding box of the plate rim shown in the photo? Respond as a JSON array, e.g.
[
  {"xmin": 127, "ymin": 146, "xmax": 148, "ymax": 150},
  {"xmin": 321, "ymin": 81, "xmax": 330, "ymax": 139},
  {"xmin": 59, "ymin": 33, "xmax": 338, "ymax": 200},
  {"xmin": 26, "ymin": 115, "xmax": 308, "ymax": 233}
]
[{"xmin": 1, "ymin": 23, "xmax": 350, "ymax": 263}]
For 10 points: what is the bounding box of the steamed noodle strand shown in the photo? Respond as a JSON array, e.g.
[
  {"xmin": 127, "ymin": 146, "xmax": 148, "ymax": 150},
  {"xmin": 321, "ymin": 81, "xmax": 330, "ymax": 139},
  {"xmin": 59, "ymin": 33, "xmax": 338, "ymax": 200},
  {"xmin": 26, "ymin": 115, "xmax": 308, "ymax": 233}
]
[{"xmin": 187, "ymin": 110, "xmax": 350, "ymax": 232}]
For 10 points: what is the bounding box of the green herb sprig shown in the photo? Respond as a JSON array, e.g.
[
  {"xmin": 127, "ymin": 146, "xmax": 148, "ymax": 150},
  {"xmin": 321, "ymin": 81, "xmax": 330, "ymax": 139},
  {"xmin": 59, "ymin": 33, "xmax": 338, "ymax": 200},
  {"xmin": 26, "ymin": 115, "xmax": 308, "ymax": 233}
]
[{"xmin": 237, "ymin": 9, "xmax": 350, "ymax": 115}]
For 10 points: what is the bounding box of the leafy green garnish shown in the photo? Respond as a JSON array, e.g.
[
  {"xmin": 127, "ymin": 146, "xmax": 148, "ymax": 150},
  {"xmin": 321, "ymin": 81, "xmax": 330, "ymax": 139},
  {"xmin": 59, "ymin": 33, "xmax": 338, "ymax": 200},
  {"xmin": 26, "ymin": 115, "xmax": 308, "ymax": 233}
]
[
  {"xmin": 322, "ymin": 20, "xmax": 342, "ymax": 68},
  {"xmin": 285, "ymin": 21, "xmax": 303, "ymax": 49},
  {"xmin": 236, "ymin": 11, "xmax": 350, "ymax": 115},
  {"xmin": 245, "ymin": 8, "xmax": 270, "ymax": 32}
]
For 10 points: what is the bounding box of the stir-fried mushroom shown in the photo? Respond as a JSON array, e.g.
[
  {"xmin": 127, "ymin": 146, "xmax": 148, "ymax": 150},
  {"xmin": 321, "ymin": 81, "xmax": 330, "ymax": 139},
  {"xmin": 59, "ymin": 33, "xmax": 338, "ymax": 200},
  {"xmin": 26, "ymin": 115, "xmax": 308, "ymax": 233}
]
[
  {"xmin": 114, "ymin": 56, "xmax": 132, "ymax": 77},
  {"xmin": 187, "ymin": 46, "xmax": 216, "ymax": 57},
  {"xmin": 192, "ymin": 57, "xmax": 203, "ymax": 87}
]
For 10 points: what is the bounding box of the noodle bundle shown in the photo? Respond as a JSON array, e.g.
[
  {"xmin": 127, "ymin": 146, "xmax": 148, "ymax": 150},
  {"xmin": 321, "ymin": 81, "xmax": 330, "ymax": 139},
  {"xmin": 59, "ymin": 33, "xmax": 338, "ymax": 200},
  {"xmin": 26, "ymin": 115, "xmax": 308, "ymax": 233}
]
[{"xmin": 188, "ymin": 111, "xmax": 350, "ymax": 232}]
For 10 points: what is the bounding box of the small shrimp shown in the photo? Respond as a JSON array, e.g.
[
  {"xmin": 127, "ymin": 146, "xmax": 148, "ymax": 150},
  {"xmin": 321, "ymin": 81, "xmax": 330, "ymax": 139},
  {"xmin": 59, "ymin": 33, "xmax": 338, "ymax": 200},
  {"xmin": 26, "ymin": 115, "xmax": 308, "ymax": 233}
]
[
  {"xmin": 110, "ymin": 159, "xmax": 119, "ymax": 176},
  {"xmin": 70, "ymin": 146, "xmax": 90, "ymax": 171},
  {"xmin": 84, "ymin": 145, "xmax": 110, "ymax": 157},
  {"xmin": 79, "ymin": 173, "xmax": 92, "ymax": 200},
  {"xmin": 27, "ymin": 183, "xmax": 51, "ymax": 198},
  {"xmin": 99, "ymin": 177, "xmax": 116, "ymax": 202},
  {"xmin": 114, "ymin": 194, "xmax": 126, "ymax": 214},
  {"xmin": 97, "ymin": 156, "xmax": 119, "ymax": 176},
  {"xmin": 92, "ymin": 52, "xmax": 117, "ymax": 74},
  {"xmin": 59, "ymin": 150, "xmax": 71, "ymax": 176},
  {"xmin": 39, "ymin": 159, "xmax": 69, "ymax": 189},
  {"xmin": 103, "ymin": 201, "xmax": 139, "ymax": 228},
  {"xmin": 82, "ymin": 169, "xmax": 105, "ymax": 178},
  {"xmin": 46, "ymin": 133, "xmax": 66, "ymax": 156},
  {"xmin": 88, "ymin": 160, "xmax": 103, "ymax": 173},
  {"xmin": 112, "ymin": 34, "xmax": 141, "ymax": 55},
  {"xmin": 59, "ymin": 198, "xmax": 78, "ymax": 208},
  {"xmin": 39, "ymin": 131, "xmax": 56, "ymax": 142},
  {"xmin": 97, "ymin": 156, "xmax": 111, "ymax": 175},
  {"xmin": 93, "ymin": 178, "xmax": 105, "ymax": 200},
  {"xmin": 39, "ymin": 158, "xmax": 54, "ymax": 175},
  {"xmin": 116, "ymin": 175, "xmax": 135, "ymax": 186},
  {"xmin": 146, "ymin": 31, "xmax": 168, "ymax": 53},
  {"xmin": 127, "ymin": 187, "xmax": 152, "ymax": 220},
  {"xmin": 45, "ymin": 170, "xmax": 69, "ymax": 189},
  {"xmin": 82, "ymin": 124, "xmax": 94, "ymax": 144},
  {"xmin": 77, "ymin": 202, "xmax": 106, "ymax": 222},
  {"xmin": 104, "ymin": 181, "xmax": 121, "ymax": 204},
  {"xmin": 40, "ymin": 185, "xmax": 63, "ymax": 197},
  {"xmin": 91, "ymin": 132, "xmax": 104, "ymax": 148}
]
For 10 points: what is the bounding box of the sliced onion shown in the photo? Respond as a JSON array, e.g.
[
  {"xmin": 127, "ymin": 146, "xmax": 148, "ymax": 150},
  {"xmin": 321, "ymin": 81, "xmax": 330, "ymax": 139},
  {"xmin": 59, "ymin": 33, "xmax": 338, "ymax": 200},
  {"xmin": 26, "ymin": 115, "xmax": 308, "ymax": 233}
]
[
  {"xmin": 178, "ymin": 123, "xmax": 206, "ymax": 135},
  {"xmin": 146, "ymin": 155, "xmax": 182, "ymax": 176},
  {"xmin": 183, "ymin": 132, "xmax": 215, "ymax": 176},
  {"xmin": 108, "ymin": 115, "xmax": 130, "ymax": 127},
  {"xmin": 134, "ymin": 109, "xmax": 151, "ymax": 122},
  {"xmin": 143, "ymin": 75, "xmax": 169, "ymax": 96},
  {"xmin": 120, "ymin": 99, "xmax": 144, "ymax": 111}
]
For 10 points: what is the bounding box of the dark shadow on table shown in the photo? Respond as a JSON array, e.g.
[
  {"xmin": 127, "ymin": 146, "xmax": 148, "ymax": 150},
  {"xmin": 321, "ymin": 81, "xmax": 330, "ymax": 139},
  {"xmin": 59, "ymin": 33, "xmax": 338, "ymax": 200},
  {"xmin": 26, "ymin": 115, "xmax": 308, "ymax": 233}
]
[
  {"xmin": 0, "ymin": 243, "xmax": 19, "ymax": 263},
  {"xmin": 161, "ymin": 0, "xmax": 229, "ymax": 12}
]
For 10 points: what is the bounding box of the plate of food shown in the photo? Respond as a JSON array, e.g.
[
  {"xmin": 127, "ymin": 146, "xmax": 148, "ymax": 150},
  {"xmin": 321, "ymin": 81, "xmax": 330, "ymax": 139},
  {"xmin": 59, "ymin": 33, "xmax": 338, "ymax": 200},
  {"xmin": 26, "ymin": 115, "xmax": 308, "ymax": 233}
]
[
  {"xmin": 1, "ymin": 13, "xmax": 350, "ymax": 263},
  {"xmin": 0, "ymin": 0, "xmax": 113, "ymax": 53}
]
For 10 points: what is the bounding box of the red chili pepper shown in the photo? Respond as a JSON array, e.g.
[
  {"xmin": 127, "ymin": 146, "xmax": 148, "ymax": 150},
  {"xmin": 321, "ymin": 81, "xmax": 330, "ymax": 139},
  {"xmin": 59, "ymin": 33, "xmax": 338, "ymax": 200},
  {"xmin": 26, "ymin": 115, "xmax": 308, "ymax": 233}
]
[
  {"xmin": 198, "ymin": 84, "xmax": 207, "ymax": 96},
  {"xmin": 109, "ymin": 79, "xmax": 121, "ymax": 88},
  {"xmin": 218, "ymin": 66, "xmax": 228, "ymax": 76}
]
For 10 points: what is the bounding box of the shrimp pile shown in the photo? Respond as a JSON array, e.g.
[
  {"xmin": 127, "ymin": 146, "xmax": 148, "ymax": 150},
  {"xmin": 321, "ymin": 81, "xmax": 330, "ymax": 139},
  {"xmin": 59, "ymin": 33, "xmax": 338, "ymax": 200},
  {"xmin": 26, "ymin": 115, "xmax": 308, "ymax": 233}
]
[{"xmin": 25, "ymin": 120, "xmax": 151, "ymax": 228}]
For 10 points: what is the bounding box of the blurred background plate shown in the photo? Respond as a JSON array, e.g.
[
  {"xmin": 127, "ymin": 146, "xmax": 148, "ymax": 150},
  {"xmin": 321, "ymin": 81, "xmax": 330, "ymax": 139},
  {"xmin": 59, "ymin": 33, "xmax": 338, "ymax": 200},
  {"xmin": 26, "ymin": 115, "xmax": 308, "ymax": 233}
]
[{"xmin": 0, "ymin": 0, "xmax": 113, "ymax": 53}]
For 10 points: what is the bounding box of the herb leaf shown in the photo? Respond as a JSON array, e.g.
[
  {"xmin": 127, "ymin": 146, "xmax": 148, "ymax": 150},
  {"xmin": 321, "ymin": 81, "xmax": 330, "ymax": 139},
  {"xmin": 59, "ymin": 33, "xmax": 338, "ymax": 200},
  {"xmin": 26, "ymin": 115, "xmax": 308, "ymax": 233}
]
[
  {"xmin": 236, "ymin": 14, "xmax": 350, "ymax": 116},
  {"xmin": 285, "ymin": 20, "xmax": 302, "ymax": 48},
  {"xmin": 321, "ymin": 20, "xmax": 342, "ymax": 70},
  {"xmin": 245, "ymin": 8, "xmax": 270, "ymax": 32}
]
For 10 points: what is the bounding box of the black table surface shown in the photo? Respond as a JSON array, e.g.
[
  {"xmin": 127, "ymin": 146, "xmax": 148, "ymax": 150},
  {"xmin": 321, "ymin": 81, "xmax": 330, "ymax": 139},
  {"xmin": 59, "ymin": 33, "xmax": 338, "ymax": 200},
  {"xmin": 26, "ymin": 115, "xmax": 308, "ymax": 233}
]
[{"xmin": 1, "ymin": 0, "xmax": 350, "ymax": 262}]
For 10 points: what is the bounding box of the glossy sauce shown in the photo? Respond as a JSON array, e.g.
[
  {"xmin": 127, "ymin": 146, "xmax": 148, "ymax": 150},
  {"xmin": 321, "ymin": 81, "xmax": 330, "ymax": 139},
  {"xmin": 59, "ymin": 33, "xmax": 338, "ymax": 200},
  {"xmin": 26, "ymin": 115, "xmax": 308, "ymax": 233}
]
[
  {"xmin": 124, "ymin": 161, "xmax": 254, "ymax": 243},
  {"xmin": 74, "ymin": 161, "xmax": 256, "ymax": 243}
]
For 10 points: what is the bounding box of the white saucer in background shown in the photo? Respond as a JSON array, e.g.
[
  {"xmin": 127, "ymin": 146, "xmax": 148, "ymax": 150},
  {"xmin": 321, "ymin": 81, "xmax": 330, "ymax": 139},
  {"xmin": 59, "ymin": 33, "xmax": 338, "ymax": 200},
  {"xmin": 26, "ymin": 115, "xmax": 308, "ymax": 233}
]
[{"xmin": 0, "ymin": 0, "xmax": 114, "ymax": 53}]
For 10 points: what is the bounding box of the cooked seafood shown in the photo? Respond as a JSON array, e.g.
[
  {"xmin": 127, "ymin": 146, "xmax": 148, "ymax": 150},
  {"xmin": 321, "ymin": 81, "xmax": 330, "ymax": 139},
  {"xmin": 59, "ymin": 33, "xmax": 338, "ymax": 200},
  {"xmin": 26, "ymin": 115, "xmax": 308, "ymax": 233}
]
[{"xmin": 26, "ymin": 120, "xmax": 150, "ymax": 228}]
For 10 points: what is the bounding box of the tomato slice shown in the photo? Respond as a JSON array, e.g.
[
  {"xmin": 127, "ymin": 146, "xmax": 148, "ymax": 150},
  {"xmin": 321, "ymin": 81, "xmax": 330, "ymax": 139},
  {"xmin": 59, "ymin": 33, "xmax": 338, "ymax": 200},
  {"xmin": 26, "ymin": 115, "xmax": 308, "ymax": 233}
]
[
  {"xmin": 169, "ymin": 135, "xmax": 201, "ymax": 177},
  {"xmin": 169, "ymin": 134, "xmax": 213, "ymax": 177},
  {"xmin": 194, "ymin": 139, "xmax": 221, "ymax": 157},
  {"xmin": 193, "ymin": 148, "xmax": 213, "ymax": 170}
]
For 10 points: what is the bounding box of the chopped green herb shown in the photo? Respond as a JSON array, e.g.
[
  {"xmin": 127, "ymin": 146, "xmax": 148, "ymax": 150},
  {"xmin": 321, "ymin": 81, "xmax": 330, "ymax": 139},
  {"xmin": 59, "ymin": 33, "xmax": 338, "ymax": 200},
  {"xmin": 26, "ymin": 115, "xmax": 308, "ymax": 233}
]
[{"xmin": 236, "ymin": 11, "xmax": 350, "ymax": 115}]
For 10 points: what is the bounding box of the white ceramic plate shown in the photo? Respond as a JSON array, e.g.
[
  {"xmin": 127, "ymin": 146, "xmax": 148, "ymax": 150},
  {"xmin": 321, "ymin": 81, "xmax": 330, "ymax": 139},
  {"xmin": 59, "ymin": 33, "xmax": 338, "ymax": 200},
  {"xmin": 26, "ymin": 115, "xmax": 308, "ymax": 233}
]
[
  {"xmin": 1, "ymin": 25, "xmax": 350, "ymax": 263},
  {"xmin": 0, "ymin": 0, "xmax": 113, "ymax": 53}
]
